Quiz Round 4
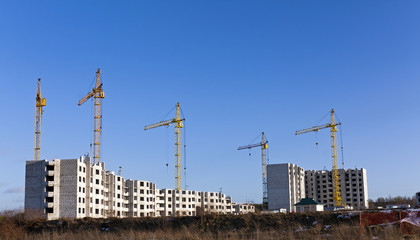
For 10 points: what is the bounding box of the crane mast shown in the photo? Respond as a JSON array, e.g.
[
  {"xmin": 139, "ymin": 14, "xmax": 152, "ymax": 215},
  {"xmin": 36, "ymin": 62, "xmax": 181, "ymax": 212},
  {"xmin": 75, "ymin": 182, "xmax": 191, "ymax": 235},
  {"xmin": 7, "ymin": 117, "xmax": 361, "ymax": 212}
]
[
  {"xmin": 145, "ymin": 103, "xmax": 185, "ymax": 190},
  {"xmin": 174, "ymin": 103, "xmax": 182, "ymax": 190},
  {"xmin": 295, "ymin": 109, "xmax": 342, "ymax": 207},
  {"xmin": 238, "ymin": 132, "xmax": 269, "ymax": 204},
  {"xmin": 261, "ymin": 133, "xmax": 268, "ymax": 204},
  {"xmin": 34, "ymin": 78, "xmax": 46, "ymax": 161},
  {"xmin": 78, "ymin": 69, "xmax": 105, "ymax": 163},
  {"xmin": 329, "ymin": 109, "xmax": 341, "ymax": 207}
]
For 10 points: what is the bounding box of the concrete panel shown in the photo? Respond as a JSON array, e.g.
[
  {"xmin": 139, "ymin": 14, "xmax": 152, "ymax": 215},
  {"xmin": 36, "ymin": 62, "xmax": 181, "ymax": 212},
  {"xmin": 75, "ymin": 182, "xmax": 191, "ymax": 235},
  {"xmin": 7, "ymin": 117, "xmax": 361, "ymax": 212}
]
[
  {"xmin": 267, "ymin": 164, "xmax": 290, "ymax": 211},
  {"xmin": 25, "ymin": 161, "xmax": 47, "ymax": 213},
  {"xmin": 59, "ymin": 159, "xmax": 78, "ymax": 218}
]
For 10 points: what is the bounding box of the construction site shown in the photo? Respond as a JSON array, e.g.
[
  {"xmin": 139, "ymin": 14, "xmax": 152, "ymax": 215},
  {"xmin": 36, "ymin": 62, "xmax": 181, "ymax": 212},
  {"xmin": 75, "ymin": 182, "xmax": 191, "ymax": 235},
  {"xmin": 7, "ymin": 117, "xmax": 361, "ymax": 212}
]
[
  {"xmin": 25, "ymin": 69, "xmax": 369, "ymax": 221},
  {"xmin": 13, "ymin": 69, "xmax": 419, "ymax": 240},
  {"xmin": 1, "ymin": 1, "xmax": 419, "ymax": 239},
  {"xmin": 26, "ymin": 70, "xmax": 258, "ymax": 220}
]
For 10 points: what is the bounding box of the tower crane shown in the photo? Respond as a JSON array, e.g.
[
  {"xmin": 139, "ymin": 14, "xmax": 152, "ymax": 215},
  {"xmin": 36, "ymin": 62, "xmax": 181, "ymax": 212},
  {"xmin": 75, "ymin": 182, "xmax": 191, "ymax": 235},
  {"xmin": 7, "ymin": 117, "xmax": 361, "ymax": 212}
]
[
  {"xmin": 144, "ymin": 103, "xmax": 185, "ymax": 190},
  {"xmin": 237, "ymin": 132, "xmax": 268, "ymax": 204},
  {"xmin": 34, "ymin": 78, "xmax": 46, "ymax": 161},
  {"xmin": 78, "ymin": 69, "xmax": 105, "ymax": 163},
  {"xmin": 295, "ymin": 109, "xmax": 342, "ymax": 207}
]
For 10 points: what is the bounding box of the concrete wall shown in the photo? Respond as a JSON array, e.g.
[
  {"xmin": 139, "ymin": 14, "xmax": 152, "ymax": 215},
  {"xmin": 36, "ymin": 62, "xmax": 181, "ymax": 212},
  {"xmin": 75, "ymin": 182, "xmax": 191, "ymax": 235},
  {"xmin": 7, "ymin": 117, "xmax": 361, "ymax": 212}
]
[
  {"xmin": 267, "ymin": 164, "xmax": 290, "ymax": 211},
  {"xmin": 75, "ymin": 160, "xmax": 87, "ymax": 218},
  {"xmin": 50, "ymin": 160, "xmax": 61, "ymax": 219},
  {"xmin": 59, "ymin": 159, "xmax": 78, "ymax": 218},
  {"xmin": 267, "ymin": 163, "xmax": 305, "ymax": 212},
  {"xmin": 25, "ymin": 161, "xmax": 47, "ymax": 213}
]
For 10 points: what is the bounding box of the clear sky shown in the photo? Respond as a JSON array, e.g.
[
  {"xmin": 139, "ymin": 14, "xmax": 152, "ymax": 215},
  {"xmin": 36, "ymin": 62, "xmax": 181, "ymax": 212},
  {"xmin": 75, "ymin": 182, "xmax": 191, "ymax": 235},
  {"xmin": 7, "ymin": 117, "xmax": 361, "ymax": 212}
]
[{"xmin": 1, "ymin": 1, "xmax": 419, "ymax": 210}]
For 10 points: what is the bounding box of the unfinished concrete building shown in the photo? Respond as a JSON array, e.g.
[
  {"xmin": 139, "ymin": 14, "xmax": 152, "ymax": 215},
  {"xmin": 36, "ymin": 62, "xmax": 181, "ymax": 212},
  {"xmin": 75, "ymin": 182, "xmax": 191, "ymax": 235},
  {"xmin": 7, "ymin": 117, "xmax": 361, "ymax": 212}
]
[
  {"xmin": 25, "ymin": 157, "xmax": 127, "ymax": 218},
  {"xmin": 267, "ymin": 163, "xmax": 305, "ymax": 212},
  {"xmin": 234, "ymin": 203, "xmax": 255, "ymax": 214},
  {"xmin": 25, "ymin": 156, "xmax": 242, "ymax": 220},
  {"xmin": 154, "ymin": 189, "xmax": 234, "ymax": 217},
  {"xmin": 305, "ymin": 168, "xmax": 368, "ymax": 209},
  {"xmin": 267, "ymin": 163, "xmax": 369, "ymax": 212}
]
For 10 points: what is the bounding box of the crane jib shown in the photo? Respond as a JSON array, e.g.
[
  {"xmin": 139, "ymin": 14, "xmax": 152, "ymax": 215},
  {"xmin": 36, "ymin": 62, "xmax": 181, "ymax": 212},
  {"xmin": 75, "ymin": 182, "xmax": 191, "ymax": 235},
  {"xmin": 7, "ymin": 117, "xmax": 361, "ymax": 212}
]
[
  {"xmin": 295, "ymin": 123, "xmax": 341, "ymax": 135},
  {"xmin": 237, "ymin": 141, "xmax": 268, "ymax": 150}
]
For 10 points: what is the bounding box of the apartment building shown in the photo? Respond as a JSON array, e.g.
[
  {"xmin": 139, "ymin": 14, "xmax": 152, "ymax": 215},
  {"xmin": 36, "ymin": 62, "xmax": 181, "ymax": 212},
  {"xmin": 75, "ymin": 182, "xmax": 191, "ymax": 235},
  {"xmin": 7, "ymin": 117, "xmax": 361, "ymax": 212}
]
[
  {"xmin": 25, "ymin": 157, "xmax": 241, "ymax": 220},
  {"xmin": 267, "ymin": 163, "xmax": 369, "ymax": 212},
  {"xmin": 305, "ymin": 168, "xmax": 368, "ymax": 209},
  {"xmin": 157, "ymin": 189, "xmax": 200, "ymax": 217},
  {"xmin": 267, "ymin": 163, "xmax": 305, "ymax": 212},
  {"xmin": 126, "ymin": 179, "xmax": 156, "ymax": 217},
  {"xmin": 234, "ymin": 203, "xmax": 255, "ymax": 214},
  {"xmin": 416, "ymin": 192, "xmax": 420, "ymax": 207},
  {"xmin": 25, "ymin": 156, "xmax": 124, "ymax": 219},
  {"xmin": 199, "ymin": 191, "xmax": 230, "ymax": 214}
]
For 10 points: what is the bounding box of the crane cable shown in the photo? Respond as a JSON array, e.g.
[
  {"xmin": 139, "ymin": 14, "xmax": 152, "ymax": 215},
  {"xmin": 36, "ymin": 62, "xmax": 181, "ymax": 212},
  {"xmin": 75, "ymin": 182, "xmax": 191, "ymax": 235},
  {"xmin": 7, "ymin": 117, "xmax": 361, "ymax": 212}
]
[
  {"xmin": 334, "ymin": 113, "xmax": 345, "ymax": 169},
  {"xmin": 249, "ymin": 133, "xmax": 262, "ymax": 145},
  {"xmin": 312, "ymin": 111, "xmax": 330, "ymax": 127},
  {"xmin": 339, "ymin": 125, "xmax": 344, "ymax": 169},
  {"xmin": 165, "ymin": 124, "xmax": 169, "ymax": 171},
  {"xmin": 315, "ymin": 131, "xmax": 320, "ymax": 163},
  {"xmin": 86, "ymin": 74, "xmax": 97, "ymax": 160},
  {"xmin": 246, "ymin": 133, "xmax": 262, "ymax": 160},
  {"xmin": 180, "ymin": 106, "xmax": 187, "ymax": 190},
  {"xmin": 161, "ymin": 104, "xmax": 179, "ymax": 174},
  {"xmin": 183, "ymin": 119, "xmax": 187, "ymax": 190},
  {"xmin": 100, "ymin": 92, "xmax": 105, "ymax": 163},
  {"xmin": 160, "ymin": 105, "xmax": 177, "ymax": 122}
]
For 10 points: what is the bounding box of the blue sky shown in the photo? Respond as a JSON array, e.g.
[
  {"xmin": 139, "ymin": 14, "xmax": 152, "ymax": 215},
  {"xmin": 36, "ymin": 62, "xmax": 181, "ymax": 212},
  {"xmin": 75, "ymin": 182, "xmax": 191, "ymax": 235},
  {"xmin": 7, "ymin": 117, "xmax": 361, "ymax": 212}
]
[{"xmin": 1, "ymin": 1, "xmax": 419, "ymax": 210}]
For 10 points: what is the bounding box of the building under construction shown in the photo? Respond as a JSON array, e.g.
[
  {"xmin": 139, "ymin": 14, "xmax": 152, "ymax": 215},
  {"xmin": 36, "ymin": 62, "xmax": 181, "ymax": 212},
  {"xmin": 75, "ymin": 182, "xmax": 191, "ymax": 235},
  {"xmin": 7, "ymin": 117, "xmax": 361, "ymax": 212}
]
[
  {"xmin": 26, "ymin": 70, "xmax": 368, "ymax": 218},
  {"xmin": 267, "ymin": 163, "xmax": 368, "ymax": 212},
  {"xmin": 265, "ymin": 109, "xmax": 369, "ymax": 212},
  {"xmin": 25, "ymin": 69, "xmax": 256, "ymax": 220},
  {"xmin": 25, "ymin": 156, "xmax": 254, "ymax": 220}
]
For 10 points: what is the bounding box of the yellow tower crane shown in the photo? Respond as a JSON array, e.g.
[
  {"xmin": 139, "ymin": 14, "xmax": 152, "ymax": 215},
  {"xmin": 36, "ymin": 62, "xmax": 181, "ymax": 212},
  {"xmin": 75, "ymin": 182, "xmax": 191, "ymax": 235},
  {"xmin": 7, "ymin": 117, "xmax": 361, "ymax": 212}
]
[
  {"xmin": 145, "ymin": 103, "xmax": 185, "ymax": 190},
  {"xmin": 34, "ymin": 78, "xmax": 46, "ymax": 161},
  {"xmin": 295, "ymin": 109, "xmax": 342, "ymax": 208},
  {"xmin": 78, "ymin": 69, "xmax": 105, "ymax": 163},
  {"xmin": 237, "ymin": 132, "xmax": 268, "ymax": 204}
]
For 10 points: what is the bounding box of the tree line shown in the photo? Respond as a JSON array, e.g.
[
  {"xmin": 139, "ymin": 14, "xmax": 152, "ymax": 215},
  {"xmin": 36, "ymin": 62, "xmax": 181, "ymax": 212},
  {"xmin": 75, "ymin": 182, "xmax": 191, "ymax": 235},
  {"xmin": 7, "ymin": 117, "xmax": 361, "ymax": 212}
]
[{"xmin": 368, "ymin": 195, "xmax": 417, "ymax": 208}]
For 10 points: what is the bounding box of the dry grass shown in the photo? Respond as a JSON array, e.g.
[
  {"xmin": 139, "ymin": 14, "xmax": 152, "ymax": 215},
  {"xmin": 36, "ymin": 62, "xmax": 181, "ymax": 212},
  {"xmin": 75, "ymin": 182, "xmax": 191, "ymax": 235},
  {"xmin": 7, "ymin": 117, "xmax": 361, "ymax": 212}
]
[
  {"xmin": 7, "ymin": 226, "xmax": 419, "ymax": 240},
  {"xmin": 0, "ymin": 211, "xmax": 418, "ymax": 240}
]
